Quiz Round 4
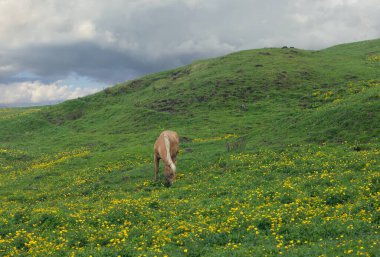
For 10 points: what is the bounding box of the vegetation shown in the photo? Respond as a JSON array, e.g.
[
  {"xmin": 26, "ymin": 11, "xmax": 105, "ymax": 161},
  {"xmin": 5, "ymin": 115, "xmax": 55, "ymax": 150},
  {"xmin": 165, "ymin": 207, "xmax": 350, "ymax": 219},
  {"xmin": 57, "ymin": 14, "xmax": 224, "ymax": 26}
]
[{"xmin": 0, "ymin": 39, "xmax": 379, "ymax": 256}]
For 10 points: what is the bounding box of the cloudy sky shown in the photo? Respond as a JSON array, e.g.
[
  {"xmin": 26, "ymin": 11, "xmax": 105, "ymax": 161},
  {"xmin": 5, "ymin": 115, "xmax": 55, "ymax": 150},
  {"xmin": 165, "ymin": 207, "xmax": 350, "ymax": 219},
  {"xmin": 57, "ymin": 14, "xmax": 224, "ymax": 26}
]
[{"xmin": 0, "ymin": 0, "xmax": 379, "ymax": 106}]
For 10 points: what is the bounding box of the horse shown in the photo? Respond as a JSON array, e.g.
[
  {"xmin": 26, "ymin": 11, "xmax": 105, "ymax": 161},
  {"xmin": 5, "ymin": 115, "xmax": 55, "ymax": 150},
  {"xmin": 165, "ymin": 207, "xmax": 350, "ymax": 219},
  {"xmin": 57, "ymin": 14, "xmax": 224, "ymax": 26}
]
[{"xmin": 154, "ymin": 130, "xmax": 179, "ymax": 186}]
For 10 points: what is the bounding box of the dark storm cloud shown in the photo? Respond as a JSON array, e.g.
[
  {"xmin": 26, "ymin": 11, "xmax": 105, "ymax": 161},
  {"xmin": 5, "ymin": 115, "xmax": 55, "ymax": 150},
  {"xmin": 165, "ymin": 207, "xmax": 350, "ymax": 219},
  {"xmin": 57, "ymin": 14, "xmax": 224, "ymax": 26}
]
[{"xmin": 5, "ymin": 41, "xmax": 219, "ymax": 84}]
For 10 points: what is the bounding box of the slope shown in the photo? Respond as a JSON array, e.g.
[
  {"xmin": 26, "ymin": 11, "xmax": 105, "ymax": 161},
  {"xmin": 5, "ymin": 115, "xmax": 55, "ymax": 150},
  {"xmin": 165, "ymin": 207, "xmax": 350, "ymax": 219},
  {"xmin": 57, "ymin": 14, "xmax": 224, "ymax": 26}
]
[{"xmin": 0, "ymin": 39, "xmax": 379, "ymax": 256}]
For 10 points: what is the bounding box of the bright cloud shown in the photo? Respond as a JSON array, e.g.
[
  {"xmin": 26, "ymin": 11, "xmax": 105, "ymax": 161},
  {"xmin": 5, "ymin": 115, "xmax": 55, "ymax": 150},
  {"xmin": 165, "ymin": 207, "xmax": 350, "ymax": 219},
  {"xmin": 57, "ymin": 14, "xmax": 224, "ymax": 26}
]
[{"xmin": 0, "ymin": 81, "xmax": 99, "ymax": 106}]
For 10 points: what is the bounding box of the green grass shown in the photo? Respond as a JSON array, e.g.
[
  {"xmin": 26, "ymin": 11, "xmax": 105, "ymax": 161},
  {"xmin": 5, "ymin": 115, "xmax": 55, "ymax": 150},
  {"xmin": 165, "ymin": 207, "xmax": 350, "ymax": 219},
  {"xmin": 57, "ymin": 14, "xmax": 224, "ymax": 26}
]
[{"xmin": 0, "ymin": 38, "xmax": 379, "ymax": 256}]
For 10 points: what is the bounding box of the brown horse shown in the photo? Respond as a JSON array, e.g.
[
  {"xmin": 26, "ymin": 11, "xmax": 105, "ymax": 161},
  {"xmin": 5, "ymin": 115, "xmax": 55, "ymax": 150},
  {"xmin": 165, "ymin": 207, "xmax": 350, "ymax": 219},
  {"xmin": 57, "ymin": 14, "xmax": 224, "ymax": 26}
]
[{"xmin": 154, "ymin": 130, "xmax": 179, "ymax": 186}]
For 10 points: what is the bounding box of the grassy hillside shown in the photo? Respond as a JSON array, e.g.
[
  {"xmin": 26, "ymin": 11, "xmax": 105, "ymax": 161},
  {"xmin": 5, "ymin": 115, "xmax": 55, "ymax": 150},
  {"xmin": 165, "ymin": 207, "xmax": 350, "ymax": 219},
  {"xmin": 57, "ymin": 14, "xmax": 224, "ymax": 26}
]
[{"xmin": 0, "ymin": 39, "xmax": 379, "ymax": 256}]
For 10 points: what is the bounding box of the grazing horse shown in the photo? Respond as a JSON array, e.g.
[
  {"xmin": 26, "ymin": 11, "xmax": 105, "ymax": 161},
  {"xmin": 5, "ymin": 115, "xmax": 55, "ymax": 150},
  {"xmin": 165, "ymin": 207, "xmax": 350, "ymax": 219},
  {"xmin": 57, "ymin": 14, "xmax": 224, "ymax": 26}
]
[{"xmin": 154, "ymin": 130, "xmax": 179, "ymax": 186}]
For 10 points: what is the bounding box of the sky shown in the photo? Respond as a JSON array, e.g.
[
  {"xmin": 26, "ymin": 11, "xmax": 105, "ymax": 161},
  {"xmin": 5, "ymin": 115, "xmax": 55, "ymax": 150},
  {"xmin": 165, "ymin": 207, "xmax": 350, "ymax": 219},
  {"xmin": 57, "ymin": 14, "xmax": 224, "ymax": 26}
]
[{"xmin": 0, "ymin": 0, "xmax": 379, "ymax": 107}]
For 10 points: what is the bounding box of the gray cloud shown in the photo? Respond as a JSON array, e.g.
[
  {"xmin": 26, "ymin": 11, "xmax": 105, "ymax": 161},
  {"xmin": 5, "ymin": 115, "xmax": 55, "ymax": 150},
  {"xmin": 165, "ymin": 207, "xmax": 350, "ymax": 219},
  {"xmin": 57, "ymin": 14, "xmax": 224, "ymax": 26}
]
[{"xmin": 0, "ymin": 0, "xmax": 379, "ymax": 106}]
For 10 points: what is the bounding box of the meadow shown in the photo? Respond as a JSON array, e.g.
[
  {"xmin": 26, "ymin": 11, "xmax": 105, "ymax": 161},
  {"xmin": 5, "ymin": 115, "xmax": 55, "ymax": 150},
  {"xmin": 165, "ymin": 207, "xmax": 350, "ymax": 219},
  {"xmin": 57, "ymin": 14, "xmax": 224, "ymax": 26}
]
[{"xmin": 0, "ymin": 39, "xmax": 379, "ymax": 256}]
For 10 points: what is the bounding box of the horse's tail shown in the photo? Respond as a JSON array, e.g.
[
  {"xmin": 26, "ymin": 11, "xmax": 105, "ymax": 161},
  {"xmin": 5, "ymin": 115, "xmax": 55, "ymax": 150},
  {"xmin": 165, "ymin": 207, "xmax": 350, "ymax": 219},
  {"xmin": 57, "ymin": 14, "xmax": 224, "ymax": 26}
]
[{"xmin": 164, "ymin": 133, "xmax": 176, "ymax": 173}]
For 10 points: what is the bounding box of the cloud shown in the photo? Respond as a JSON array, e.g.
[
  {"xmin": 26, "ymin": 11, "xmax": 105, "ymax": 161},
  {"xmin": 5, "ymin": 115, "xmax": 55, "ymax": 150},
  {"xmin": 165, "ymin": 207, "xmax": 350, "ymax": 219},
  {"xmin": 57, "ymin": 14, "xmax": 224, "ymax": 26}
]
[
  {"xmin": 0, "ymin": 81, "xmax": 99, "ymax": 106},
  {"xmin": 0, "ymin": 0, "xmax": 379, "ymax": 106},
  {"xmin": 287, "ymin": 0, "xmax": 380, "ymax": 48}
]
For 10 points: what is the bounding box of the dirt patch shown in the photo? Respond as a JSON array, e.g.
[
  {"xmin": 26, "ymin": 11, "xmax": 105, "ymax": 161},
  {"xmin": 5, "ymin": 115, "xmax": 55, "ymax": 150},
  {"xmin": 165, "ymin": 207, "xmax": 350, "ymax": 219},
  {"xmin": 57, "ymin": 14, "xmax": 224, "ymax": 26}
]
[{"xmin": 146, "ymin": 99, "xmax": 185, "ymax": 113}]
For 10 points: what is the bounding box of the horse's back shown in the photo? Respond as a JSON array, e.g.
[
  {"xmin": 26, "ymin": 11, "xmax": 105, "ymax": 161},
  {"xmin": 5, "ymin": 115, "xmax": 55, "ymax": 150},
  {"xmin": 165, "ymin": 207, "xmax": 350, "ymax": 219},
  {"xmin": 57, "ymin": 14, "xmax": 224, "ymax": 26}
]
[{"xmin": 154, "ymin": 130, "xmax": 179, "ymax": 156}]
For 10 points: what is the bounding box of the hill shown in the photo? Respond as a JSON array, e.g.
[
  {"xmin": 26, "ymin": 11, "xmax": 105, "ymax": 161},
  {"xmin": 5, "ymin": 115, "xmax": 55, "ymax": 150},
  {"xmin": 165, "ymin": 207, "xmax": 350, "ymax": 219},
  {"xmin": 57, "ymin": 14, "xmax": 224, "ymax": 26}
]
[{"xmin": 0, "ymin": 39, "xmax": 379, "ymax": 256}]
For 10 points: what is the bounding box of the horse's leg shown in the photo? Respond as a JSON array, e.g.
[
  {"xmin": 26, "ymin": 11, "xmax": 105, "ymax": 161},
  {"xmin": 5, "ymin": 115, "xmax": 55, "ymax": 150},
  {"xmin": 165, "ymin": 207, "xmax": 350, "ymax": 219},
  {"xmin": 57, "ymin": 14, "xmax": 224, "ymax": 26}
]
[
  {"xmin": 172, "ymin": 155, "xmax": 177, "ymax": 181},
  {"xmin": 154, "ymin": 154, "xmax": 160, "ymax": 181}
]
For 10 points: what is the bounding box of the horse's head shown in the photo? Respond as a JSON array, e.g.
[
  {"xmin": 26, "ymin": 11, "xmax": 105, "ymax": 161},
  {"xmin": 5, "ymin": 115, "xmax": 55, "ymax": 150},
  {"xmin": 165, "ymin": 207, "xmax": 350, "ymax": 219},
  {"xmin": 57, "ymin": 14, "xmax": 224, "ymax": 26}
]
[{"xmin": 164, "ymin": 164, "xmax": 176, "ymax": 186}]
